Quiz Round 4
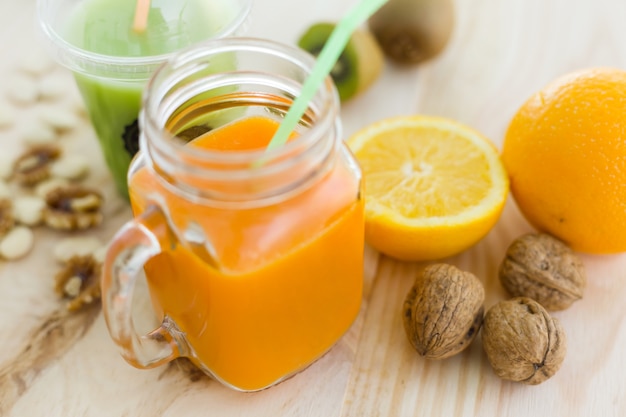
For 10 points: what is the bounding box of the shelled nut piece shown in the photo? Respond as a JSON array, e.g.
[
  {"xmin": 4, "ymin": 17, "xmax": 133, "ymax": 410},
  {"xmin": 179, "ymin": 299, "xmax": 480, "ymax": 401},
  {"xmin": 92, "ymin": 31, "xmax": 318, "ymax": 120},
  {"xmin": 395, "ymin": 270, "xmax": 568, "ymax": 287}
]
[
  {"xmin": 12, "ymin": 144, "xmax": 61, "ymax": 186},
  {"xmin": 0, "ymin": 226, "xmax": 34, "ymax": 260},
  {"xmin": 43, "ymin": 185, "xmax": 104, "ymax": 230},
  {"xmin": 13, "ymin": 195, "xmax": 46, "ymax": 226},
  {"xmin": 499, "ymin": 233, "xmax": 586, "ymax": 311},
  {"xmin": 38, "ymin": 76, "xmax": 66, "ymax": 100},
  {"xmin": 482, "ymin": 297, "xmax": 567, "ymax": 385},
  {"xmin": 54, "ymin": 254, "xmax": 102, "ymax": 311},
  {"xmin": 6, "ymin": 75, "xmax": 39, "ymax": 105},
  {"xmin": 38, "ymin": 107, "xmax": 80, "ymax": 132},
  {"xmin": 21, "ymin": 122, "xmax": 58, "ymax": 146},
  {"xmin": 18, "ymin": 52, "xmax": 54, "ymax": 76},
  {"xmin": 403, "ymin": 263, "xmax": 485, "ymax": 360}
]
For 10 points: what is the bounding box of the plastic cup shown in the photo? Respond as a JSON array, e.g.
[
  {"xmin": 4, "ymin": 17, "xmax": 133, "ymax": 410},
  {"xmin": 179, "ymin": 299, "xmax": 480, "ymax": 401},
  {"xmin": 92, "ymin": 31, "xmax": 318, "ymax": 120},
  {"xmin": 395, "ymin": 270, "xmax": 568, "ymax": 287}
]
[{"xmin": 37, "ymin": 0, "xmax": 252, "ymax": 198}]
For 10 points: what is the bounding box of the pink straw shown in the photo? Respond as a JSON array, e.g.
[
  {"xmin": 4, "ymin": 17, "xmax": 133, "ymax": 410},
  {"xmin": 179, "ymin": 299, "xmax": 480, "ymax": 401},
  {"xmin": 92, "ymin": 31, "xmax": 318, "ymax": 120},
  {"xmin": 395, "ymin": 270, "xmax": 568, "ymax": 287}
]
[{"xmin": 132, "ymin": 0, "xmax": 151, "ymax": 33}]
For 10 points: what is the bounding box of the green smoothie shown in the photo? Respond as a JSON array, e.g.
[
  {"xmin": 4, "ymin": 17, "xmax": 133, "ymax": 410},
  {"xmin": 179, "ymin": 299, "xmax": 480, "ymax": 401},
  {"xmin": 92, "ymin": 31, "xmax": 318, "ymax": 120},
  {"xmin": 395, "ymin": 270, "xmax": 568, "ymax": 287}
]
[{"xmin": 62, "ymin": 0, "xmax": 241, "ymax": 197}]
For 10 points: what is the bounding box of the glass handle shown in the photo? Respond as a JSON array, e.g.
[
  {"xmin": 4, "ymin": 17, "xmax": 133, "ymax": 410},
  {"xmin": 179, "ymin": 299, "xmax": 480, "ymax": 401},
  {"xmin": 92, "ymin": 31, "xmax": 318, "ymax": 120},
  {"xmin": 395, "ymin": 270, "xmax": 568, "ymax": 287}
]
[{"xmin": 101, "ymin": 205, "xmax": 185, "ymax": 369}]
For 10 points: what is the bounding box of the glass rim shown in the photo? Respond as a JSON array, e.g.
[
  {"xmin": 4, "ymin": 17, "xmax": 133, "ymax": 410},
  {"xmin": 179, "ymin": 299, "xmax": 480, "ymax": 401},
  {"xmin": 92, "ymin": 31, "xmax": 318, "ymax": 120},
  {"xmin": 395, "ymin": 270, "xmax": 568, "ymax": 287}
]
[
  {"xmin": 137, "ymin": 36, "xmax": 343, "ymax": 206},
  {"xmin": 36, "ymin": 0, "xmax": 253, "ymax": 72},
  {"xmin": 142, "ymin": 36, "xmax": 340, "ymax": 166}
]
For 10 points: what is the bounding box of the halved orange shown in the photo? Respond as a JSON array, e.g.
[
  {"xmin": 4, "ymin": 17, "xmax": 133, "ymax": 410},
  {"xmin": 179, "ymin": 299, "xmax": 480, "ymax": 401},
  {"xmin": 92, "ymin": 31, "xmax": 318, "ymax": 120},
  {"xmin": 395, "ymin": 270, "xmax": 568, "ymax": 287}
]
[{"xmin": 348, "ymin": 115, "xmax": 509, "ymax": 261}]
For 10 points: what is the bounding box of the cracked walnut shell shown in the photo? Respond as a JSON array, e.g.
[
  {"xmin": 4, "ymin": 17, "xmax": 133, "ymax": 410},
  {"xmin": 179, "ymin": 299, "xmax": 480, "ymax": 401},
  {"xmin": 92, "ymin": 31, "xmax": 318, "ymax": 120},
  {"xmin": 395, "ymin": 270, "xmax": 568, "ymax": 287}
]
[
  {"xmin": 403, "ymin": 263, "xmax": 485, "ymax": 360},
  {"xmin": 482, "ymin": 297, "xmax": 567, "ymax": 385},
  {"xmin": 499, "ymin": 233, "xmax": 586, "ymax": 311},
  {"xmin": 43, "ymin": 185, "xmax": 103, "ymax": 230}
]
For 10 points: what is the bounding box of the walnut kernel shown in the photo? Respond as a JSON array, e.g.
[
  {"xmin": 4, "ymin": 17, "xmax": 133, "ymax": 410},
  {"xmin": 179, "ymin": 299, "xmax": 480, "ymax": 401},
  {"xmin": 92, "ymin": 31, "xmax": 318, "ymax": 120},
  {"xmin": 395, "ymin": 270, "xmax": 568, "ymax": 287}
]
[
  {"xmin": 499, "ymin": 233, "xmax": 586, "ymax": 311},
  {"xmin": 43, "ymin": 185, "xmax": 103, "ymax": 230},
  {"xmin": 482, "ymin": 297, "xmax": 567, "ymax": 385},
  {"xmin": 403, "ymin": 263, "xmax": 485, "ymax": 360},
  {"xmin": 54, "ymin": 254, "xmax": 102, "ymax": 312},
  {"xmin": 12, "ymin": 144, "xmax": 61, "ymax": 185}
]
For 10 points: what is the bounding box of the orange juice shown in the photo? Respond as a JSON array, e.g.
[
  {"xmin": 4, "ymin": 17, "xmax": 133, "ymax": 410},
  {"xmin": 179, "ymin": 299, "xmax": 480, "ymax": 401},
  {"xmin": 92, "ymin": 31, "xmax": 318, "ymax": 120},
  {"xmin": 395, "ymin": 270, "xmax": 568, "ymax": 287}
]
[{"xmin": 128, "ymin": 116, "xmax": 364, "ymax": 390}]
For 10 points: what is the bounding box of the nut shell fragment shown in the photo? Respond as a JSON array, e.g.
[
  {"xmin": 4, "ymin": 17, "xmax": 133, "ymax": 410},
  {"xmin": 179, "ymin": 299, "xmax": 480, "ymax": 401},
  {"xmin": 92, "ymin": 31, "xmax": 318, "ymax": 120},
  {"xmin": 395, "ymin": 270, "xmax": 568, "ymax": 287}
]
[
  {"xmin": 54, "ymin": 254, "xmax": 102, "ymax": 311},
  {"xmin": 403, "ymin": 263, "xmax": 485, "ymax": 360},
  {"xmin": 482, "ymin": 297, "xmax": 567, "ymax": 385},
  {"xmin": 12, "ymin": 144, "xmax": 61, "ymax": 186},
  {"xmin": 499, "ymin": 233, "xmax": 586, "ymax": 310},
  {"xmin": 43, "ymin": 185, "xmax": 103, "ymax": 230}
]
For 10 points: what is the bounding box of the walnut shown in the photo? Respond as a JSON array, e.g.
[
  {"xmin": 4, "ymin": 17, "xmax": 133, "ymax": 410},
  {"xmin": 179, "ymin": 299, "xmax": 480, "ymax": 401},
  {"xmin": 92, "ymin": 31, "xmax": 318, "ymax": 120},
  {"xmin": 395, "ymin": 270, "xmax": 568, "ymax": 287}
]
[
  {"xmin": 43, "ymin": 185, "xmax": 103, "ymax": 230},
  {"xmin": 12, "ymin": 144, "xmax": 61, "ymax": 185},
  {"xmin": 481, "ymin": 297, "xmax": 567, "ymax": 385},
  {"xmin": 499, "ymin": 233, "xmax": 586, "ymax": 310},
  {"xmin": 403, "ymin": 263, "xmax": 485, "ymax": 360},
  {"xmin": 0, "ymin": 198, "xmax": 14, "ymax": 236},
  {"xmin": 54, "ymin": 254, "xmax": 102, "ymax": 312}
]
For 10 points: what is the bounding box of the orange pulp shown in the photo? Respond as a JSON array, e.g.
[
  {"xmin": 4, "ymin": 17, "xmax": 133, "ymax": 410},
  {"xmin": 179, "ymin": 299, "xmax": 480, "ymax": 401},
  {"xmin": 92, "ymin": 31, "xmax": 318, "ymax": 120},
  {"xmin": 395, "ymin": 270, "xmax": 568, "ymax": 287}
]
[{"xmin": 128, "ymin": 116, "xmax": 364, "ymax": 391}]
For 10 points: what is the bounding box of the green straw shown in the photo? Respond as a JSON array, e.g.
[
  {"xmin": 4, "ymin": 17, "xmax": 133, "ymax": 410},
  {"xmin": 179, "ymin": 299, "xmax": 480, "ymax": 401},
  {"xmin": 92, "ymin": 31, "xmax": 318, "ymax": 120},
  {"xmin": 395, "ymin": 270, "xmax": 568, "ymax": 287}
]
[{"xmin": 264, "ymin": 0, "xmax": 388, "ymax": 152}]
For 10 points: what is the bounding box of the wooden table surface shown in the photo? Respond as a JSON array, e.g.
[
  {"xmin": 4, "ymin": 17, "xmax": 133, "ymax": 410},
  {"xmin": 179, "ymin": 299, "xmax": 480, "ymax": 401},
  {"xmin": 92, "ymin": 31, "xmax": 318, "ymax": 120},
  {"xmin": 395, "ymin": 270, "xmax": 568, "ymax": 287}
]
[{"xmin": 1, "ymin": 0, "xmax": 626, "ymax": 416}]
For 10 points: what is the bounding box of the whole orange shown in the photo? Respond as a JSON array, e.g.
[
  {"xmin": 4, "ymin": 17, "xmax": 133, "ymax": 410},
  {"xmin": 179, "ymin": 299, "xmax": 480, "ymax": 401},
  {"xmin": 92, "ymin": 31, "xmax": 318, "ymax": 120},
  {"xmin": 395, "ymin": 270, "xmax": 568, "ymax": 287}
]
[{"xmin": 502, "ymin": 67, "xmax": 626, "ymax": 254}]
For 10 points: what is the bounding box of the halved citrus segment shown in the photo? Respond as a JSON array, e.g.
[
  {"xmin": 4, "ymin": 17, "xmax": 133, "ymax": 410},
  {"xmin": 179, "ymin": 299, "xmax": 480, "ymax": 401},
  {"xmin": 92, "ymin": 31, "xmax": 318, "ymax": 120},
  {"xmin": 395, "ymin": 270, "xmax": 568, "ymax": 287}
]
[{"xmin": 348, "ymin": 115, "xmax": 509, "ymax": 261}]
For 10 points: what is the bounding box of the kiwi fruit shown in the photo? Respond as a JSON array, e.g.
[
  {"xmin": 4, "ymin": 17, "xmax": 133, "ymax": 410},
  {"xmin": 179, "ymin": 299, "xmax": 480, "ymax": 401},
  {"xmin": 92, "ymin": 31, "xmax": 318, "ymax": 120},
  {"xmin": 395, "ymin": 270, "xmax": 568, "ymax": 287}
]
[
  {"xmin": 368, "ymin": 0, "xmax": 454, "ymax": 64},
  {"xmin": 297, "ymin": 22, "xmax": 384, "ymax": 102}
]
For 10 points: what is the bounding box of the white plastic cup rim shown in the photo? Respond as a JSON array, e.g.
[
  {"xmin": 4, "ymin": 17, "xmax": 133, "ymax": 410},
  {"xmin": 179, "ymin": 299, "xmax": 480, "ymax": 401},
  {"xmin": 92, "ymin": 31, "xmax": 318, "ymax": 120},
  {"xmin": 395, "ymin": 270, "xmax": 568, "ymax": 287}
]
[{"xmin": 36, "ymin": 0, "xmax": 253, "ymax": 79}]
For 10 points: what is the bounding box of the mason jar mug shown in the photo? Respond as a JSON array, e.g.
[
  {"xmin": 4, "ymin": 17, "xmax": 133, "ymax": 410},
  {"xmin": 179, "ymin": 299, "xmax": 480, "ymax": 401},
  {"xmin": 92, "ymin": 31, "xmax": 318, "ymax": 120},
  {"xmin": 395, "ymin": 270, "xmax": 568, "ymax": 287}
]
[{"xmin": 101, "ymin": 38, "xmax": 365, "ymax": 392}]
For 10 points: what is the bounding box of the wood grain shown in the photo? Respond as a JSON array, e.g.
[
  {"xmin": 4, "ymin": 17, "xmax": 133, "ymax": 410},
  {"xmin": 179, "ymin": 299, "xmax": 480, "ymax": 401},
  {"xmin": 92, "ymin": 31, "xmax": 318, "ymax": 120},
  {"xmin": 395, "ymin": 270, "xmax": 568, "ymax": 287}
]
[
  {"xmin": 1, "ymin": 0, "xmax": 626, "ymax": 416},
  {"xmin": 0, "ymin": 304, "xmax": 101, "ymax": 415}
]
